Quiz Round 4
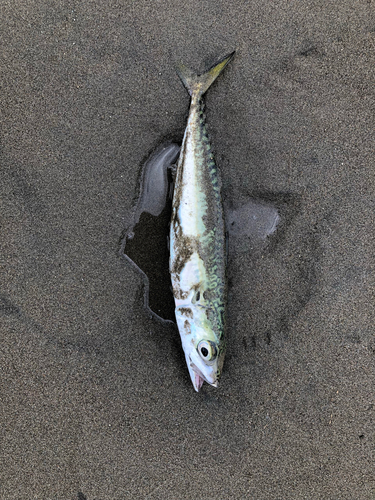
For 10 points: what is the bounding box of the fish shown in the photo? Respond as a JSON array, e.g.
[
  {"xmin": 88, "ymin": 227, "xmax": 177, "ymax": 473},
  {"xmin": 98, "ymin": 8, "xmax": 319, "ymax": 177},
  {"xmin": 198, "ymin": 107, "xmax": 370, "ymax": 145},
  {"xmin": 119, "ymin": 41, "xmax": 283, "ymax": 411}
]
[{"xmin": 169, "ymin": 52, "xmax": 235, "ymax": 391}]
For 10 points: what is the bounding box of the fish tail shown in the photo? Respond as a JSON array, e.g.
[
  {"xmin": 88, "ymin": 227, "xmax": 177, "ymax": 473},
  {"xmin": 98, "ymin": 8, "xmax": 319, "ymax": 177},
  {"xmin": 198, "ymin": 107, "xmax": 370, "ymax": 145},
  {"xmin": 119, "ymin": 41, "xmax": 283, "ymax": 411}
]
[{"xmin": 176, "ymin": 51, "xmax": 235, "ymax": 98}]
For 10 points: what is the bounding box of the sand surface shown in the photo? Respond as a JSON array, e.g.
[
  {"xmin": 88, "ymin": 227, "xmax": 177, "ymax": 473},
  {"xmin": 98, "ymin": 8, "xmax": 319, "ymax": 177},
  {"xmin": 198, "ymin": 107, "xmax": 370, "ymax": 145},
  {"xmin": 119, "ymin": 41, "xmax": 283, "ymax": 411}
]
[{"xmin": 1, "ymin": 1, "xmax": 374, "ymax": 499}]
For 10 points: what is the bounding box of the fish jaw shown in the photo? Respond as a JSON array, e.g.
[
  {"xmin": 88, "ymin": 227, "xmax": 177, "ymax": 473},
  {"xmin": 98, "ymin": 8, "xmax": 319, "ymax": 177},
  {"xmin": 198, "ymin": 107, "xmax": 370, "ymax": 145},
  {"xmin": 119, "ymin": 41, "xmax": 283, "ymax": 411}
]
[
  {"xmin": 188, "ymin": 345, "xmax": 220, "ymax": 387},
  {"xmin": 186, "ymin": 357, "xmax": 204, "ymax": 392},
  {"xmin": 185, "ymin": 352, "xmax": 219, "ymax": 392}
]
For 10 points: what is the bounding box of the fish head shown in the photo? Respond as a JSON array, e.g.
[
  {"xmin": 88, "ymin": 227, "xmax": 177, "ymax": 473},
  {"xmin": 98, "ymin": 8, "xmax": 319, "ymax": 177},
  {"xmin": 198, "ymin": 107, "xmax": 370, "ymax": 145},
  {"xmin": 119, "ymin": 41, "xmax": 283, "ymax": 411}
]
[{"xmin": 175, "ymin": 306, "xmax": 225, "ymax": 392}]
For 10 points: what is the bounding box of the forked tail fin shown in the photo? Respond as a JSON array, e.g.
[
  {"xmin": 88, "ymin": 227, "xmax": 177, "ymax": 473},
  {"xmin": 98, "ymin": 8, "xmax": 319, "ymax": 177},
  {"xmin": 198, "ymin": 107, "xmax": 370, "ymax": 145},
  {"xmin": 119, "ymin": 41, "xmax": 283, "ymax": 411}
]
[{"xmin": 176, "ymin": 51, "xmax": 235, "ymax": 98}]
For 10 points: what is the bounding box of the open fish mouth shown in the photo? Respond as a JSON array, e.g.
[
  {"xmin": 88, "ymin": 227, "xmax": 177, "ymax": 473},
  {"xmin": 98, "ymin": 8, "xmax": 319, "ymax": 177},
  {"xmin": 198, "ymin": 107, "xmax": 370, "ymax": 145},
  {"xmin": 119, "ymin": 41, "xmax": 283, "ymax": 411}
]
[{"xmin": 189, "ymin": 361, "xmax": 219, "ymax": 390}]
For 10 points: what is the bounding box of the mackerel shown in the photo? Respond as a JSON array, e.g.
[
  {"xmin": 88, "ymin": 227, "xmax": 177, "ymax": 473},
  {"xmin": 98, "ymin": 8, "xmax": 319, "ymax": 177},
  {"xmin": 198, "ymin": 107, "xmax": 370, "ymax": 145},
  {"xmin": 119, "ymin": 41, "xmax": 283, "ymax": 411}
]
[{"xmin": 170, "ymin": 53, "xmax": 234, "ymax": 391}]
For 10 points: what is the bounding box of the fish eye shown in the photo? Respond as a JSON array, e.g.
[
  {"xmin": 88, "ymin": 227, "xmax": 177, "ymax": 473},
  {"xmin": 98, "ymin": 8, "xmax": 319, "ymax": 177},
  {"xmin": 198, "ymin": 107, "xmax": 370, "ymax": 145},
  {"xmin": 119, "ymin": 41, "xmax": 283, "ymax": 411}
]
[{"xmin": 197, "ymin": 340, "xmax": 217, "ymax": 361}]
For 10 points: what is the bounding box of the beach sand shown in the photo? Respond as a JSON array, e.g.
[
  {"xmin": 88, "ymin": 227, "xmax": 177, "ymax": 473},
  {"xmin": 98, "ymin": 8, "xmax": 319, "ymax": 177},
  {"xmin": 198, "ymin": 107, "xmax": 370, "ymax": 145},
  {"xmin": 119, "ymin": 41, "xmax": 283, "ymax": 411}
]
[{"xmin": 1, "ymin": 1, "xmax": 374, "ymax": 498}]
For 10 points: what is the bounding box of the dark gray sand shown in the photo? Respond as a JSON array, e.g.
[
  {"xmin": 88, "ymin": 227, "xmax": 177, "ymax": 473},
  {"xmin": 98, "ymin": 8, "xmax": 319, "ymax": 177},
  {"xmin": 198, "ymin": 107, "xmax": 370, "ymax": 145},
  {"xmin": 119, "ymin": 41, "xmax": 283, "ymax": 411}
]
[{"xmin": 1, "ymin": 1, "xmax": 374, "ymax": 499}]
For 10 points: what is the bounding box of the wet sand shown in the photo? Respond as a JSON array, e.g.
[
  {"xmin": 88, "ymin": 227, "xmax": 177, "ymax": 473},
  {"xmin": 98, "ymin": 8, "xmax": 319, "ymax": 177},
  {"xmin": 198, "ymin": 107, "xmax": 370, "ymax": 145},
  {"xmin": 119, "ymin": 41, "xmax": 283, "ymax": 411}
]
[{"xmin": 1, "ymin": 1, "xmax": 374, "ymax": 499}]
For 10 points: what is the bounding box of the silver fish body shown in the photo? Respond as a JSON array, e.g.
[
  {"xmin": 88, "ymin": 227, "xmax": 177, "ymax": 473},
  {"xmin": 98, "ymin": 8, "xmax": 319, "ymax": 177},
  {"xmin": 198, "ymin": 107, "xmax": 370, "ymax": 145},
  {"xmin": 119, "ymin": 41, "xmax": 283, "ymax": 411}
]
[{"xmin": 169, "ymin": 53, "xmax": 234, "ymax": 391}]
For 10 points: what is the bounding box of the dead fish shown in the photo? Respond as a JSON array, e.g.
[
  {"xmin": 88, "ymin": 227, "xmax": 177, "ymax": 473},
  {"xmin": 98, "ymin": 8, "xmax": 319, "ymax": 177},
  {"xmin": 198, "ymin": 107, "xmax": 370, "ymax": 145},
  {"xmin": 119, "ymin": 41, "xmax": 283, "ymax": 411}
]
[{"xmin": 170, "ymin": 52, "xmax": 235, "ymax": 391}]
